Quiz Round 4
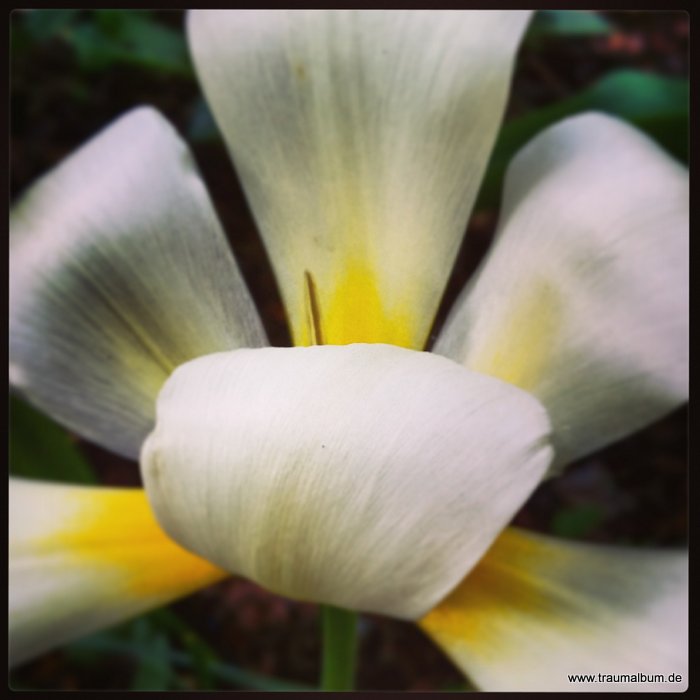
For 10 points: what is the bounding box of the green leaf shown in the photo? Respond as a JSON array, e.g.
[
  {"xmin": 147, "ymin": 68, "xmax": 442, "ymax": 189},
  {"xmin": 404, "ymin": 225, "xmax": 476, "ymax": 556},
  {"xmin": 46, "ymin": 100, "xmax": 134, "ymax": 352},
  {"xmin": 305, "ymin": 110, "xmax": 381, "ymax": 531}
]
[
  {"xmin": 187, "ymin": 97, "xmax": 220, "ymax": 144},
  {"xmin": 9, "ymin": 395, "xmax": 95, "ymax": 484},
  {"xmin": 69, "ymin": 12, "xmax": 193, "ymax": 77},
  {"xmin": 18, "ymin": 9, "xmax": 81, "ymax": 42},
  {"xmin": 149, "ymin": 609, "xmax": 216, "ymax": 689},
  {"xmin": 65, "ymin": 626, "xmax": 313, "ymax": 691},
  {"xmin": 13, "ymin": 10, "xmax": 192, "ymax": 77},
  {"xmin": 129, "ymin": 619, "xmax": 175, "ymax": 690},
  {"xmin": 478, "ymin": 70, "xmax": 688, "ymax": 209},
  {"xmin": 551, "ymin": 504, "xmax": 605, "ymax": 538},
  {"xmin": 527, "ymin": 10, "xmax": 612, "ymax": 39}
]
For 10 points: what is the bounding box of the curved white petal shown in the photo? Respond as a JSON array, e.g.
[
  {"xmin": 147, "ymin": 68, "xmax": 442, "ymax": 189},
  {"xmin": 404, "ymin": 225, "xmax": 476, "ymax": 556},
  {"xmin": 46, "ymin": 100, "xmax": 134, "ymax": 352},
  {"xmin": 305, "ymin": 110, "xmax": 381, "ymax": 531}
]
[
  {"xmin": 141, "ymin": 344, "xmax": 552, "ymax": 619},
  {"xmin": 421, "ymin": 527, "xmax": 688, "ymax": 692},
  {"xmin": 9, "ymin": 477, "xmax": 227, "ymax": 667},
  {"xmin": 188, "ymin": 10, "xmax": 531, "ymax": 348},
  {"xmin": 435, "ymin": 113, "xmax": 688, "ymax": 468},
  {"xmin": 10, "ymin": 107, "xmax": 267, "ymax": 460}
]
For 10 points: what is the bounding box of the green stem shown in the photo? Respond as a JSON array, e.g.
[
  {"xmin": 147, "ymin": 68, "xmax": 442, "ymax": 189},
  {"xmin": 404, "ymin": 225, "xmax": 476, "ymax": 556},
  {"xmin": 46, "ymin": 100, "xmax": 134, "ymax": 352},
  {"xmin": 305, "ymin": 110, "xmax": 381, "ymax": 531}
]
[{"xmin": 320, "ymin": 606, "xmax": 358, "ymax": 691}]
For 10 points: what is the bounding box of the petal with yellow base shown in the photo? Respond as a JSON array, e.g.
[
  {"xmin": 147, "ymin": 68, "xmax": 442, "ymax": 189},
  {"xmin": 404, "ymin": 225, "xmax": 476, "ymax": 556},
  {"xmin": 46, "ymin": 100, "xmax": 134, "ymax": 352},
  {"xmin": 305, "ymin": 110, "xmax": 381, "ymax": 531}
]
[
  {"xmin": 9, "ymin": 477, "xmax": 228, "ymax": 667},
  {"xmin": 420, "ymin": 527, "xmax": 688, "ymax": 692},
  {"xmin": 436, "ymin": 114, "xmax": 688, "ymax": 469},
  {"xmin": 189, "ymin": 10, "xmax": 532, "ymax": 349}
]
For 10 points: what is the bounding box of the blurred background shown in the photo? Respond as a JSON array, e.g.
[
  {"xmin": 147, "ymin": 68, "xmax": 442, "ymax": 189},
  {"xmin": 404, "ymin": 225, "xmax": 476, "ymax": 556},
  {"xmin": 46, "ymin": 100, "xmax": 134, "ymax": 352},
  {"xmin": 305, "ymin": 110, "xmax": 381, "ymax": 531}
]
[{"xmin": 10, "ymin": 10, "xmax": 688, "ymax": 691}]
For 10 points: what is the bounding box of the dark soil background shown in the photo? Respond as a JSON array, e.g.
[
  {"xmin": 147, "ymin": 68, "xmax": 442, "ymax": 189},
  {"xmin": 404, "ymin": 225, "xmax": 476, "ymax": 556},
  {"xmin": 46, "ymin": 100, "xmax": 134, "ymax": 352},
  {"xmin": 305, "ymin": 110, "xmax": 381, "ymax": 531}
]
[{"xmin": 9, "ymin": 10, "xmax": 688, "ymax": 691}]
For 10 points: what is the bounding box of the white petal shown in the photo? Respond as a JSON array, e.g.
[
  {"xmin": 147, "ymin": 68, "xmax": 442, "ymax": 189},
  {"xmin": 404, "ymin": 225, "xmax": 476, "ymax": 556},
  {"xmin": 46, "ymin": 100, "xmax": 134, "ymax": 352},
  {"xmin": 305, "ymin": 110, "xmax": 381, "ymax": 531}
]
[
  {"xmin": 421, "ymin": 527, "xmax": 688, "ymax": 692},
  {"xmin": 10, "ymin": 107, "xmax": 267, "ymax": 459},
  {"xmin": 141, "ymin": 344, "xmax": 552, "ymax": 619},
  {"xmin": 9, "ymin": 477, "xmax": 226, "ymax": 667},
  {"xmin": 188, "ymin": 10, "xmax": 531, "ymax": 348},
  {"xmin": 435, "ymin": 113, "xmax": 688, "ymax": 468}
]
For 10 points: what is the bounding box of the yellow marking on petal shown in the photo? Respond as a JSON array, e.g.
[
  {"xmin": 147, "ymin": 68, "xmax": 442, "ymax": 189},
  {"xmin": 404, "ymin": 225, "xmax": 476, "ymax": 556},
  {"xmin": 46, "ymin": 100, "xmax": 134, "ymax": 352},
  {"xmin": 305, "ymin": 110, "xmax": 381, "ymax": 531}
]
[
  {"xmin": 420, "ymin": 528, "xmax": 594, "ymax": 660},
  {"xmin": 467, "ymin": 279, "xmax": 562, "ymax": 391},
  {"xmin": 296, "ymin": 259, "xmax": 420, "ymax": 348},
  {"xmin": 33, "ymin": 488, "xmax": 226, "ymax": 599},
  {"xmin": 420, "ymin": 529, "xmax": 687, "ymax": 691}
]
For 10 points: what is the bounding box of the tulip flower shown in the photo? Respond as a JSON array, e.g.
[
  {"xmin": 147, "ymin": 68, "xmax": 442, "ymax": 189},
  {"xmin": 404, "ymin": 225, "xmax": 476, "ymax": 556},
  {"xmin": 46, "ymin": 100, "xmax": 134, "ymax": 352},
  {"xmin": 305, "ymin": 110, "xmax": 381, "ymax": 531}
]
[{"xmin": 9, "ymin": 10, "xmax": 688, "ymax": 692}]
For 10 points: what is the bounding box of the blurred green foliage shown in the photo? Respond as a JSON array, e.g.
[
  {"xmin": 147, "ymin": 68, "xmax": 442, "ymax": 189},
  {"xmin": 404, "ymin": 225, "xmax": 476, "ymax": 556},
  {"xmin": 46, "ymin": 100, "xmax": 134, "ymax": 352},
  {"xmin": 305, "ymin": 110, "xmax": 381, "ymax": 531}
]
[
  {"xmin": 9, "ymin": 395, "xmax": 95, "ymax": 484},
  {"xmin": 527, "ymin": 9, "xmax": 613, "ymax": 40},
  {"xmin": 187, "ymin": 96, "xmax": 220, "ymax": 143},
  {"xmin": 59, "ymin": 609, "xmax": 313, "ymax": 691},
  {"xmin": 477, "ymin": 70, "xmax": 689, "ymax": 209},
  {"xmin": 128, "ymin": 618, "xmax": 174, "ymax": 690},
  {"xmin": 11, "ymin": 9, "xmax": 192, "ymax": 77},
  {"xmin": 551, "ymin": 504, "xmax": 605, "ymax": 539}
]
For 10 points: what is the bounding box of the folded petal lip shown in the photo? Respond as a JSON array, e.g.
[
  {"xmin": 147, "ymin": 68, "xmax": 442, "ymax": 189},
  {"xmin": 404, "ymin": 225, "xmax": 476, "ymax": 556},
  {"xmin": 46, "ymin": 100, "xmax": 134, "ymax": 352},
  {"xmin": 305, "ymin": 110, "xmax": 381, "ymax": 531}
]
[{"xmin": 141, "ymin": 343, "xmax": 554, "ymax": 620}]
